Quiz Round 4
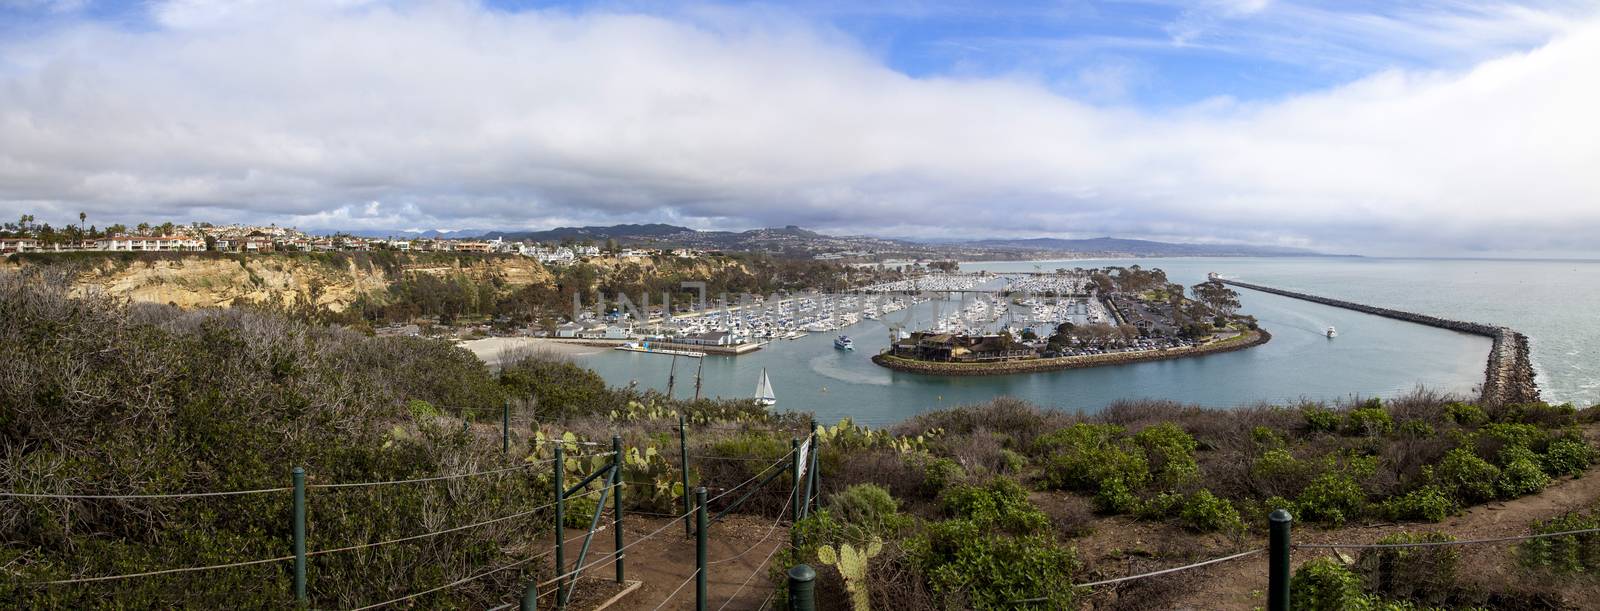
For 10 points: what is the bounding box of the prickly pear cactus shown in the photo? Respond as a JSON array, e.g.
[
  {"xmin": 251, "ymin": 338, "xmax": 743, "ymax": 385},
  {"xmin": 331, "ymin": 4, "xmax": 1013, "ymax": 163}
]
[{"xmin": 816, "ymin": 537, "xmax": 883, "ymax": 611}]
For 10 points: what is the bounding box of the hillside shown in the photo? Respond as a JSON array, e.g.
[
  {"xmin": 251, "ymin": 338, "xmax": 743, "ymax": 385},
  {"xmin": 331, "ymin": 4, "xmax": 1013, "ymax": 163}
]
[{"xmin": 8, "ymin": 252, "xmax": 553, "ymax": 312}]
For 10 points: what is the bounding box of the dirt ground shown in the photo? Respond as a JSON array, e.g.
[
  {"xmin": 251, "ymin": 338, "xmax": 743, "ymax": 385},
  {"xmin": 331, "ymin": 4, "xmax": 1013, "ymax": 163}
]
[{"xmin": 537, "ymin": 512, "xmax": 790, "ymax": 610}]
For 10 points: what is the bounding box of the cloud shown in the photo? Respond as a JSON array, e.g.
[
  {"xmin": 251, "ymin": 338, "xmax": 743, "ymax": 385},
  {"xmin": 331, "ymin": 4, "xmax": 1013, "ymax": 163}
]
[{"xmin": 0, "ymin": 1, "xmax": 1597, "ymax": 256}]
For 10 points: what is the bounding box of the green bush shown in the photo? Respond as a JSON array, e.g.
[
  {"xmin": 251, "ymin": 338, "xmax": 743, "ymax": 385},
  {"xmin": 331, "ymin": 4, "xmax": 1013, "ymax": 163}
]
[
  {"xmin": 999, "ymin": 449, "xmax": 1027, "ymax": 474},
  {"xmin": 1540, "ymin": 437, "xmax": 1596, "ymax": 477},
  {"xmin": 1133, "ymin": 422, "xmax": 1199, "ymax": 485},
  {"xmin": 1398, "ymin": 419, "xmax": 1435, "ymax": 438},
  {"xmin": 1519, "ymin": 509, "xmax": 1600, "ymax": 574},
  {"xmin": 1035, "ymin": 424, "xmax": 1149, "ymax": 498},
  {"xmin": 1443, "ymin": 402, "xmax": 1487, "ymax": 426},
  {"xmin": 941, "ymin": 478, "xmax": 1049, "ymax": 535},
  {"xmin": 1495, "ymin": 455, "xmax": 1551, "ymax": 498},
  {"xmin": 1354, "ymin": 532, "xmax": 1459, "ymax": 605},
  {"xmin": 1474, "ymin": 423, "xmax": 1546, "ymax": 456},
  {"xmin": 1303, "ymin": 406, "xmax": 1341, "ymax": 433},
  {"xmin": 1177, "ymin": 489, "xmax": 1243, "ymax": 533},
  {"xmin": 828, "ymin": 483, "xmax": 910, "ymax": 538},
  {"xmin": 1380, "ymin": 485, "xmax": 1457, "ymax": 522},
  {"xmin": 1345, "ymin": 407, "xmax": 1395, "ymax": 436},
  {"xmin": 1291, "ymin": 557, "xmax": 1370, "ymax": 611},
  {"xmin": 1296, "ymin": 471, "xmax": 1366, "ymax": 525},
  {"xmin": 1433, "ymin": 448, "xmax": 1500, "ymax": 503},
  {"xmin": 922, "ymin": 456, "xmax": 965, "ymax": 495},
  {"xmin": 911, "ymin": 520, "xmax": 1079, "ymax": 610}
]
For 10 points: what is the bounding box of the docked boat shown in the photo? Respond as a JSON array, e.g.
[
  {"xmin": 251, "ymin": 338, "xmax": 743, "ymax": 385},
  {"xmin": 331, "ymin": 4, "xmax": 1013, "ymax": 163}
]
[
  {"xmin": 1326, "ymin": 326, "xmax": 1338, "ymax": 338},
  {"xmin": 615, "ymin": 342, "xmax": 707, "ymax": 358},
  {"xmin": 754, "ymin": 368, "xmax": 777, "ymax": 407},
  {"xmin": 834, "ymin": 335, "xmax": 854, "ymax": 350}
]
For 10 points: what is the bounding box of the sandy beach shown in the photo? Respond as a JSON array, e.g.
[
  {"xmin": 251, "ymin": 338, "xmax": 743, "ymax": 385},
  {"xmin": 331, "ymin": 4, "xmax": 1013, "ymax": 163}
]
[{"xmin": 456, "ymin": 337, "xmax": 609, "ymax": 368}]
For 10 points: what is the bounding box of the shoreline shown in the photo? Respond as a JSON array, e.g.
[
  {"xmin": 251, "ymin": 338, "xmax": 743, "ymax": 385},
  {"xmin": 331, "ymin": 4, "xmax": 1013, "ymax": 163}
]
[
  {"xmin": 871, "ymin": 328, "xmax": 1271, "ymax": 376},
  {"xmin": 1219, "ymin": 279, "xmax": 1540, "ymax": 405}
]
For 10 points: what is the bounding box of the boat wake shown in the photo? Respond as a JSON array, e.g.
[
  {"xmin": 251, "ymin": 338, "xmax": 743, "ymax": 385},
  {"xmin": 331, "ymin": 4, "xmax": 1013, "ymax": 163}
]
[{"xmin": 808, "ymin": 354, "xmax": 891, "ymax": 386}]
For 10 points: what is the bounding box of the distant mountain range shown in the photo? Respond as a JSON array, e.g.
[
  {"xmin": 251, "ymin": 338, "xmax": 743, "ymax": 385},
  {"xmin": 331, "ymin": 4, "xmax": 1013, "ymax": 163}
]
[{"xmin": 327, "ymin": 224, "xmax": 1336, "ymax": 258}]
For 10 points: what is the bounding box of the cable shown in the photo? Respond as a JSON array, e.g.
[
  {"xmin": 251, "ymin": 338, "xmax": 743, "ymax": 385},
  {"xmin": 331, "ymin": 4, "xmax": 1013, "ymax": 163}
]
[
  {"xmin": 35, "ymin": 554, "xmax": 294, "ymax": 585},
  {"xmin": 308, "ymin": 457, "xmax": 563, "ymax": 489},
  {"xmin": 651, "ymin": 569, "xmax": 700, "ymax": 611},
  {"xmin": 714, "ymin": 497, "xmax": 795, "ymax": 611},
  {"xmin": 536, "ymin": 505, "xmax": 699, "ymax": 589},
  {"xmin": 1294, "ymin": 527, "xmax": 1600, "ymax": 550},
  {"xmin": 350, "ymin": 554, "xmax": 536, "ymax": 611},
  {"xmin": 309, "ymin": 487, "xmax": 608, "ymax": 558},
  {"xmin": 0, "ymin": 487, "xmax": 290, "ymax": 500}
]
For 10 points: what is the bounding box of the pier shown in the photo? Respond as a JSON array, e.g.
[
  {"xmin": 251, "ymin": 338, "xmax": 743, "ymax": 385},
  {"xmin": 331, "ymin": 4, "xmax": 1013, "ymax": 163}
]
[{"xmin": 1220, "ymin": 280, "xmax": 1540, "ymax": 406}]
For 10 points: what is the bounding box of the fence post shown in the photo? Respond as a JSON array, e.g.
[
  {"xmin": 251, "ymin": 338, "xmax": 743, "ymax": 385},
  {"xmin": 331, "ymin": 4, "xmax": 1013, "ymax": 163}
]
[
  {"xmin": 1269, "ymin": 508, "xmax": 1292, "ymax": 611},
  {"xmin": 612, "ymin": 434, "xmax": 625, "ymax": 584},
  {"xmin": 503, "ymin": 399, "xmax": 511, "ymax": 454},
  {"xmin": 695, "ymin": 486, "xmax": 708, "ymax": 611},
  {"xmin": 680, "ymin": 413, "xmax": 692, "ymax": 536},
  {"xmin": 520, "ymin": 581, "xmax": 538, "ymax": 611},
  {"xmin": 787, "ymin": 564, "xmax": 816, "ymax": 611},
  {"xmin": 554, "ymin": 444, "xmax": 567, "ymax": 609},
  {"xmin": 292, "ymin": 466, "xmax": 306, "ymax": 608}
]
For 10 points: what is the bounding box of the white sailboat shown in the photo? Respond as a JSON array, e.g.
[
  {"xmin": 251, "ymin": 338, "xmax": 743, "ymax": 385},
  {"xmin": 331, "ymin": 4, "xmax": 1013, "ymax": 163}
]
[{"xmin": 754, "ymin": 368, "xmax": 777, "ymax": 407}]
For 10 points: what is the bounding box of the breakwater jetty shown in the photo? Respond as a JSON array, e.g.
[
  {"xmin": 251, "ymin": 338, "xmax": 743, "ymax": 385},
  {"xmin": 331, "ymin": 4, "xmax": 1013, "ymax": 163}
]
[{"xmin": 1220, "ymin": 280, "xmax": 1540, "ymax": 406}]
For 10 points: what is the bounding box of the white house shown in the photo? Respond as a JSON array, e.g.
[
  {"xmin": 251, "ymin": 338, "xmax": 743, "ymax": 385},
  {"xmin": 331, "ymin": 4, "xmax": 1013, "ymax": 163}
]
[{"xmin": 0, "ymin": 238, "xmax": 39, "ymax": 253}]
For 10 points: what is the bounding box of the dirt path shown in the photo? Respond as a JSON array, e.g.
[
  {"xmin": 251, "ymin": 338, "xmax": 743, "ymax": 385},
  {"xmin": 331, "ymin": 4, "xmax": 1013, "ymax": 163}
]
[
  {"xmin": 542, "ymin": 513, "xmax": 789, "ymax": 610},
  {"xmin": 1168, "ymin": 460, "xmax": 1600, "ymax": 609}
]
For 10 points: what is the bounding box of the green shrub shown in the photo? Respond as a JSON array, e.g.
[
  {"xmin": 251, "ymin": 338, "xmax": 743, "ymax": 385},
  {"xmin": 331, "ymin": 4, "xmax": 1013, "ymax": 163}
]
[
  {"xmin": 827, "ymin": 484, "xmax": 909, "ymax": 539},
  {"xmin": 999, "ymin": 449, "xmax": 1027, "ymax": 474},
  {"xmin": 1474, "ymin": 423, "xmax": 1546, "ymax": 456},
  {"xmin": 1303, "ymin": 406, "xmax": 1341, "ymax": 433},
  {"xmin": 1444, "ymin": 402, "xmax": 1487, "ymax": 426},
  {"xmin": 1035, "ymin": 424, "xmax": 1149, "ymax": 496},
  {"xmin": 911, "ymin": 520, "xmax": 1079, "ymax": 610},
  {"xmin": 1251, "ymin": 425, "xmax": 1284, "ymax": 447},
  {"xmin": 1495, "ymin": 455, "xmax": 1551, "ymax": 498},
  {"xmin": 1296, "ymin": 471, "xmax": 1366, "ymax": 525},
  {"xmin": 1291, "ymin": 557, "xmax": 1370, "ymax": 611},
  {"xmin": 1398, "ymin": 419, "xmax": 1435, "ymax": 438},
  {"xmin": 1133, "ymin": 422, "xmax": 1199, "ymax": 485},
  {"xmin": 1519, "ymin": 509, "xmax": 1600, "ymax": 574},
  {"xmin": 941, "ymin": 477, "xmax": 1049, "ymax": 535},
  {"xmin": 1355, "ymin": 532, "xmax": 1459, "ymax": 605},
  {"xmin": 1345, "ymin": 407, "xmax": 1395, "ymax": 436},
  {"xmin": 922, "ymin": 456, "xmax": 965, "ymax": 495},
  {"xmin": 1093, "ymin": 476, "xmax": 1140, "ymax": 514},
  {"xmin": 1433, "ymin": 448, "xmax": 1500, "ymax": 503},
  {"xmin": 1380, "ymin": 485, "xmax": 1457, "ymax": 522},
  {"xmin": 1540, "ymin": 438, "xmax": 1596, "ymax": 477},
  {"xmin": 1177, "ymin": 489, "xmax": 1243, "ymax": 533}
]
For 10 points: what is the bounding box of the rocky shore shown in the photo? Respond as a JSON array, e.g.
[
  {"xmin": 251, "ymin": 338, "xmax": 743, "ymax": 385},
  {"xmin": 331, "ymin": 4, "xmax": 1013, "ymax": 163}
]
[
  {"xmin": 872, "ymin": 328, "xmax": 1270, "ymax": 376},
  {"xmin": 1220, "ymin": 280, "xmax": 1540, "ymax": 405}
]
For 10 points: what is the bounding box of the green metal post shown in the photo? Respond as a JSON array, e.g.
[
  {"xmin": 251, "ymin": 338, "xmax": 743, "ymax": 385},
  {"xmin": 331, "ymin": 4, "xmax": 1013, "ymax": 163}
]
[
  {"xmin": 679, "ymin": 413, "xmax": 692, "ymax": 536},
  {"xmin": 554, "ymin": 444, "xmax": 567, "ymax": 609},
  {"xmin": 520, "ymin": 581, "xmax": 538, "ymax": 611},
  {"xmin": 612, "ymin": 435, "xmax": 625, "ymax": 584},
  {"xmin": 292, "ymin": 466, "xmax": 306, "ymax": 608},
  {"xmin": 503, "ymin": 399, "xmax": 511, "ymax": 454},
  {"xmin": 695, "ymin": 487, "xmax": 708, "ymax": 611},
  {"xmin": 1269, "ymin": 508, "xmax": 1292, "ymax": 611},
  {"xmin": 787, "ymin": 564, "xmax": 816, "ymax": 611}
]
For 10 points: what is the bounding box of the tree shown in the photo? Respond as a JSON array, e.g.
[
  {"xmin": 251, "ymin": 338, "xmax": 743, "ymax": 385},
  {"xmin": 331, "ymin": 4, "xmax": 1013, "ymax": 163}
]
[
  {"xmin": 136, "ymin": 222, "xmax": 151, "ymax": 235},
  {"xmin": 1191, "ymin": 280, "xmax": 1241, "ymax": 317}
]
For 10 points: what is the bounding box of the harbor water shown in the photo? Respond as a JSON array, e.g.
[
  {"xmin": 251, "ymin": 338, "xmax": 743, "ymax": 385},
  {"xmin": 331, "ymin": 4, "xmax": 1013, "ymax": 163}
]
[{"xmin": 572, "ymin": 257, "xmax": 1599, "ymax": 427}]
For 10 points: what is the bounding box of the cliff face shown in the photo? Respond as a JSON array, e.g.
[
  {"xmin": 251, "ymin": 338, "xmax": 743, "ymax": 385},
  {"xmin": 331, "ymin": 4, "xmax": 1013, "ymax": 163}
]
[{"xmin": 60, "ymin": 253, "xmax": 553, "ymax": 312}]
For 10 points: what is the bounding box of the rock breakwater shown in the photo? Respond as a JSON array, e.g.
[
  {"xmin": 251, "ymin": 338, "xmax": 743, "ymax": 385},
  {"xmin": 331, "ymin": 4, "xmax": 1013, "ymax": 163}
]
[{"xmin": 1220, "ymin": 280, "xmax": 1539, "ymax": 405}]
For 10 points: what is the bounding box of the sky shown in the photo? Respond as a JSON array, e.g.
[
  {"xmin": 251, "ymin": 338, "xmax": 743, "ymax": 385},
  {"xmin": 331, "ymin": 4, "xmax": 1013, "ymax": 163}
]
[{"xmin": 0, "ymin": 1, "xmax": 1597, "ymax": 257}]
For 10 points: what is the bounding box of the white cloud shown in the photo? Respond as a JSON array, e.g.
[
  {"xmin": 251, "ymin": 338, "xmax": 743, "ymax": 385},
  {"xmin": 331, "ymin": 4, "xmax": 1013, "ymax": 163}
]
[{"xmin": 0, "ymin": 1, "xmax": 1596, "ymax": 255}]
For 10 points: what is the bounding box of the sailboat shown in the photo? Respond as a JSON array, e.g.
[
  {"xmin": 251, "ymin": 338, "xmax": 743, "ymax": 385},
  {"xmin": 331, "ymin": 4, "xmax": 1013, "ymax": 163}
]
[{"xmin": 754, "ymin": 368, "xmax": 777, "ymax": 407}]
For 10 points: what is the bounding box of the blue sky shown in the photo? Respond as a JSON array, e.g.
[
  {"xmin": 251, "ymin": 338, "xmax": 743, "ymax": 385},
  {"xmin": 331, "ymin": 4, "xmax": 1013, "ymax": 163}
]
[{"xmin": 1, "ymin": 1, "xmax": 1597, "ymax": 255}]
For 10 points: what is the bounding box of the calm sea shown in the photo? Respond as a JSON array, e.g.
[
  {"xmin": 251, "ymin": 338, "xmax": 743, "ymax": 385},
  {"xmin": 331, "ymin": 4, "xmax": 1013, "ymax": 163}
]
[{"xmin": 573, "ymin": 257, "xmax": 1598, "ymax": 427}]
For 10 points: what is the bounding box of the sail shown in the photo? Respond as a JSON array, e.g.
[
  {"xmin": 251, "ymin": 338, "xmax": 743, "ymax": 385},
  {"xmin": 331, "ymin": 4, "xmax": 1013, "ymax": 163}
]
[{"xmin": 755, "ymin": 368, "xmax": 776, "ymax": 401}]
